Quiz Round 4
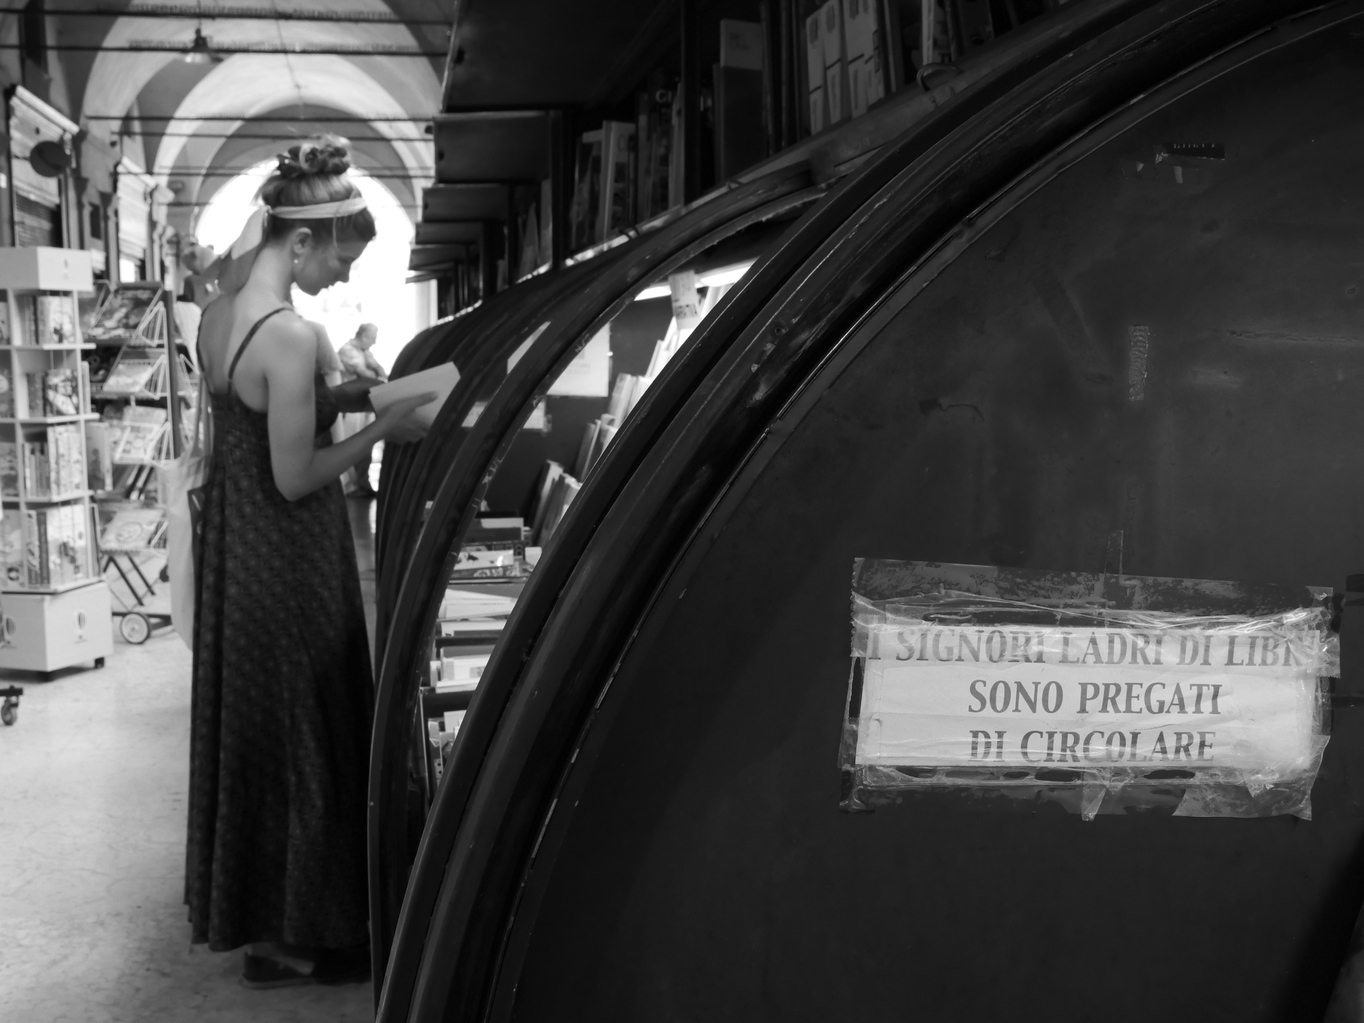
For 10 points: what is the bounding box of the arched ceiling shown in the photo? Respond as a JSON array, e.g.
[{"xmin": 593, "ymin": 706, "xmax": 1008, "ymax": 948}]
[{"xmin": 72, "ymin": 0, "xmax": 443, "ymax": 238}]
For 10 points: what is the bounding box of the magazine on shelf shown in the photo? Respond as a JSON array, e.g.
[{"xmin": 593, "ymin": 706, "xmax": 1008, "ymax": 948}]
[
  {"xmin": 85, "ymin": 285, "xmax": 160, "ymax": 341},
  {"xmin": 100, "ymin": 352, "xmax": 161, "ymax": 395},
  {"xmin": 114, "ymin": 422, "xmax": 166, "ymax": 465},
  {"xmin": 98, "ymin": 506, "xmax": 164, "ymax": 552}
]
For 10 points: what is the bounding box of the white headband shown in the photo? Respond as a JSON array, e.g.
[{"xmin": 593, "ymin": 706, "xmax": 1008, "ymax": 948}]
[
  {"xmin": 227, "ymin": 195, "xmax": 369, "ymax": 259},
  {"xmin": 270, "ymin": 195, "xmax": 369, "ymax": 219}
]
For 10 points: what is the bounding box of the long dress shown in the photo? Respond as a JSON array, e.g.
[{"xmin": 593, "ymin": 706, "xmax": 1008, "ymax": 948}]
[{"xmin": 186, "ymin": 307, "xmax": 372, "ymax": 952}]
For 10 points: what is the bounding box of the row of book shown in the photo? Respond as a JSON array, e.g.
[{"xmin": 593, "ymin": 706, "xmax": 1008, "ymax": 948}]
[
  {"xmin": 0, "ymin": 365, "xmax": 84, "ymax": 418},
  {"xmin": 514, "ymin": 180, "xmax": 555, "ymax": 282},
  {"xmin": 806, "ymin": 0, "xmax": 894, "ymax": 135},
  {"xmin": 0, "ymin": 505, "xmax": 91, "ymax": 587},
  {"xmin": 0, "ymin": 424, "xmax": 87, "ymax": 500},
  {"xmin": 0, "ymin": 292, "xmax": 78, "ymax": 347},
  {"xmin": 527, "ymin": 462, "xmax": 582, "ymax": 549},
  {"xmin": 568, "ymin": 101, "xmax": 681, "ymax": 253}
]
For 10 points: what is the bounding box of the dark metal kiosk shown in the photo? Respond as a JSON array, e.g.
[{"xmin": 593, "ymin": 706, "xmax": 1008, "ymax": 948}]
[
  {"xmin": 369, "ymin": 166, "xmax": 827, "ymax": 989},
  {"xmin": 375, "ymin": 0, "xmax": 1364, "ymax": 1019}
]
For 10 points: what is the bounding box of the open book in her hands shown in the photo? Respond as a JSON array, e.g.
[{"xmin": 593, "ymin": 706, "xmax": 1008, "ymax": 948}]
[{"xmin": 367, "ymin": 362, "xmax": 460, "ymax": 429}]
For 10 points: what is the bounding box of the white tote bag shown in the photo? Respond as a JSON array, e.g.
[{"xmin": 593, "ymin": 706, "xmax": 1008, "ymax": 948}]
[{"xmin": 165, "ymin": 372, "xmax": 211, "ymax": 649}]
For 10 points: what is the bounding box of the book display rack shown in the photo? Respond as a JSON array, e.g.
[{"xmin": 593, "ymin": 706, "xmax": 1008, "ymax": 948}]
[
  {"xmin": 83, "ymin": 282, "xmax": 190, "ymax": 644},
  {"xmin": 0, "ymin": 248, "xmax": 111, "ymax": 673}
]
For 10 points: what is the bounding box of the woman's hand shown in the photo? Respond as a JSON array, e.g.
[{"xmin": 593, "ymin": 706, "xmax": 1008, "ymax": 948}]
[{"xmin": 376, "ymin": 392, "xmax": 437, "ymax": 444}]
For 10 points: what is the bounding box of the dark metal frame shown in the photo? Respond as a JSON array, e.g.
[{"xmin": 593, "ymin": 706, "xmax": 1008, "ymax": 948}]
[
  {"xmin": 369, "ymin": 165, "xmax": 818, "ymax": 1003},
  {"xmin": 374, "ymin": 1, "xmax": 1354, "ymax": 1019}
]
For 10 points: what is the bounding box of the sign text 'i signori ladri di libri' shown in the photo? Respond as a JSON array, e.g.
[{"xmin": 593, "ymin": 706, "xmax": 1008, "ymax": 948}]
[{"xmin": 844, "ymin": 561, "xmax": 1336, "ymax": 818}]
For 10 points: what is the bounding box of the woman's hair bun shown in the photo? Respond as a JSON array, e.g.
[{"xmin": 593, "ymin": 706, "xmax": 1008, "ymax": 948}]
[{"xmin": 273, "ymin": 134, "xmax": 351, "ymax": 179}]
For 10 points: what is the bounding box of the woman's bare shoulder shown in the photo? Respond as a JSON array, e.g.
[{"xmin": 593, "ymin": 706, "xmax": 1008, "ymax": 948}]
[{"xmin": 255, "ymin": 309, "xmax": 317, "ymax": 360}]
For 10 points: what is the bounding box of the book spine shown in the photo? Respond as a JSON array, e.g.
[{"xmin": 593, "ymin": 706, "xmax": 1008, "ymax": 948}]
[
  {"xmin": 26, "ymin": 372, "xmax": 43, "ymax": 417},
  {"xmin": 37, "ymin": 296, "xmax": 50, "ymax": 347},
  {"xmin": 822, "ymin": 0, "xmax": 848, "ymax": 125},
  {"xmin": 805, "ymin": 10, "xmax": 826, "ymax": 134}
]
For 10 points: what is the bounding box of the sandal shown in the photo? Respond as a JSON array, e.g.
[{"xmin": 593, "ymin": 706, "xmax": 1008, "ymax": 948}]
[{"xmin": 240, "ymin": 952, "xmax": 316, "ymax": 989}]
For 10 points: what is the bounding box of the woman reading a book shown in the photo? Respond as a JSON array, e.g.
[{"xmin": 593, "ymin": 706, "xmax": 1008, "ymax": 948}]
[{"xmin": 188, "ymin": 136, "xmax": 434, "ymax": 988}]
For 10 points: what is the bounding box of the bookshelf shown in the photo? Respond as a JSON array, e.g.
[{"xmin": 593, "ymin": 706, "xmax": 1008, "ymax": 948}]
[
  {"xmin": 420, "ymin": 0, "xmax": 1070, "ymax": 316},
  {"xmin": 0, "ymin": 247, "xmax": 112, "ymax": 673}
]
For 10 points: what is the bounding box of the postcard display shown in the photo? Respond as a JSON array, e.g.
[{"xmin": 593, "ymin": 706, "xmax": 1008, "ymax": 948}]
[{"xmin": 0, "ymin": 248, "xmax": 112, "ymax": 672}]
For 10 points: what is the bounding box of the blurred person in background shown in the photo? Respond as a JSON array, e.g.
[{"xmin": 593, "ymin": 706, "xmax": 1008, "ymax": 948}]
[{"xmin": 336, "ymin": 322, "xmax": 387, "ymax": 497}]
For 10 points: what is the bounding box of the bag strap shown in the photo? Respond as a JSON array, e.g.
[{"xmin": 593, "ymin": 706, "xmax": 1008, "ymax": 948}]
[{"xmin": 187, "ymin": 342, "xmax": 211, "ymax": 462}]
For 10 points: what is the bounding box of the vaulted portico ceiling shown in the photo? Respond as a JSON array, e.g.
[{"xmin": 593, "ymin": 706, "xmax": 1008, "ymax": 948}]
[
  {"xmin": 78, "ymin": 0, "xmax": 440, "ymax": 234},
  {"xmin": 165, "ymin": 103, "xmax": 421, "ymax": 219}
]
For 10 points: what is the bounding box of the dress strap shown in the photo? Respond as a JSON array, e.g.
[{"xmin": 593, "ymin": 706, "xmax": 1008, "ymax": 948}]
[{"xmin": 227, "ymin": 306, "xmax": 291, "ymax": 385}]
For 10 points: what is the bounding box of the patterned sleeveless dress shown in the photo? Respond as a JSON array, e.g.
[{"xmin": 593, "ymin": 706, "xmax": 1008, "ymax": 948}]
[{"xmin": 186, "ymin": 307, "xmax": 372, "ymax": 952}]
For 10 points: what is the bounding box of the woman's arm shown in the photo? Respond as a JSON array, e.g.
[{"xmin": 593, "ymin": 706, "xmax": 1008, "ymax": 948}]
[{"xmin": 266, "ymin": 320, "xmax": 431, "ymax": 500}]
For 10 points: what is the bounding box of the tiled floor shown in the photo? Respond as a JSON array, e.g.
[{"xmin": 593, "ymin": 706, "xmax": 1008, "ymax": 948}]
[{"xmin": 0, "ymin": 494, "xmax": 381, "ymax": 1023}]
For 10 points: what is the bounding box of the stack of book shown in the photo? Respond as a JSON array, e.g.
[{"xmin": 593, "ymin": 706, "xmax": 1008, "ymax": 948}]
[
  {"xmin": 0, "ymin": 504, "xmax": 91, "ymax": 586},
  {"xmin": 25, "ymin": 367, "xmax": 81, "ymax": 416},
  {"xmin": 0, "ymin": 423, "xmax": 87, "ymax": 499},
  {"xmin": 449, "ymin": 516, "xmax": 528, "ymax": 581},
  {"xmin": 430, "ymin": 585, "xmax": 518, "ymax": 694},
  {"xmin": 11, "ymin": 293, "xmax": 76, "ymax": 346}
]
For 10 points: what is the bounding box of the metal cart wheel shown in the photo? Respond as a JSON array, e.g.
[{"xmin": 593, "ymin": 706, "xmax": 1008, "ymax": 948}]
[
  {"xmin": 2, "ymin": 698, "xmax": 16, "ymax": 726},
  {"xmin": 120, "ymin": 613, "xmax": 151, "ymax": 645}
]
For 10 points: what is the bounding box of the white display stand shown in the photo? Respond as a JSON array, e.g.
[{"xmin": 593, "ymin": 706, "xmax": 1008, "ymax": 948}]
[{"xmin": 0, "ymin": 247, "xmax": 111, "ymax": 672}]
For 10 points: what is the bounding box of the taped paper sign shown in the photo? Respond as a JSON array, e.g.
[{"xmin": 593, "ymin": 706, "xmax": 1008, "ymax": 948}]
[
  {"xmin": 843, "ymin": 560, "xmax": 1336, "ymax": 819},
  {"xmin": 855, "ymin": 619, "xmax": 1324, "ymax": 772}
]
